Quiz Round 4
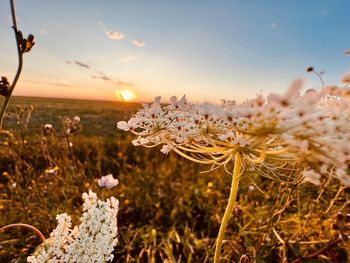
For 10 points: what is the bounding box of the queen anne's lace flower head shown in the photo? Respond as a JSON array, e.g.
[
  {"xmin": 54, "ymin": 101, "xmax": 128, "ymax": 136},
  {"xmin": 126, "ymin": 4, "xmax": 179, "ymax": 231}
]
[
  {"xmin": 27, "ymin": 190, "xmax": 119, "ymax": 263},
  {"xmin": 118, "ymin": 81, "xmax": 350, "ymax": 186}
]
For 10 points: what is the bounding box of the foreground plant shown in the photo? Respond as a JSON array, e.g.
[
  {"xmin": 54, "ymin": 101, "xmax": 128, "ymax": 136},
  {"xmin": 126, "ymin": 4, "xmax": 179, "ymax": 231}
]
[
  {"xmin": 1, "ymin": 191, "xmax": 119, "ymax": 263},
  {"xmin": 118, "ymin": 81, "xmax": 350, "ymax": 262},
  {"xmin": 0, "ymin": 0, "xmax": 35, "ymax": 130}
]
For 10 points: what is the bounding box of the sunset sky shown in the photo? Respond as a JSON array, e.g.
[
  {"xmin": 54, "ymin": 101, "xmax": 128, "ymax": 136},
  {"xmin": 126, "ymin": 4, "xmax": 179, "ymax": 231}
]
[{"xmin": 0, "ymin": 0, "xmax": 350, "ymax": 103}]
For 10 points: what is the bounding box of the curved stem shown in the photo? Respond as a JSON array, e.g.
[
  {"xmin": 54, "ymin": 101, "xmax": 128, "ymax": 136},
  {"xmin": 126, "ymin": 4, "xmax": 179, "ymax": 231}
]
[
  {"xmin": 214, "ymin": 151, "xmax": 242, "ymax": 263},
  {"xmin": 0, "ymin": 0, "xmax": 23, "ymax": 130},
  {"xmin": 0, "ymin": 223, "xmax": 46, "ymax": 242},
  {"xmin": 312, "ymin": 71, "xmax": 324, "ymax": 88},
  {"xmin": 10, "ymin": 0, "xmax": 18, "ymax": 29}
]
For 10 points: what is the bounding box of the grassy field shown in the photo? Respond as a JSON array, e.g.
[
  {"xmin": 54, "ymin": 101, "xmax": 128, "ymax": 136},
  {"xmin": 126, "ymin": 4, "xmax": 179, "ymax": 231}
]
[
  {"xmin": 0, "ymin": 96, "xmax": 349, "ymax": 262},
  {"xmin": 1, "ymin": 96, "xmax": 140, "ymax": 136}
]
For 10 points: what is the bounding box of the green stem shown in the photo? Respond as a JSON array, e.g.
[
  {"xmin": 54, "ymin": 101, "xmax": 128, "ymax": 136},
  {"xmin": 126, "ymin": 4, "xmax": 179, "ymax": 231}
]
[{"xmin": 214, "ymin": 151, "xmax": 242, "ymax": 263}]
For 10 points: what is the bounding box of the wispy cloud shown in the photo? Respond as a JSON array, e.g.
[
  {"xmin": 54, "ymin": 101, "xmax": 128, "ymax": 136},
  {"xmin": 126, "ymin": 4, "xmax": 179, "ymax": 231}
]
[
  {"xmin": 132, "ymin": 40, "xmax": 145, "ymax": 48},
  {"xmin": 74, "ymin": 61, "xmax": 90, "ymax": 69},
  {"xmin": 106, "ymin": 31, "xmax": 125, "ymax": 41},
  {"xmin": 117, "ymin": 80, "xmax": 134, "ymax": 88},
  {"xmin": 66, "ymin": 60, "xmax": 91, "ymax": 69},
  {"xmin": 119, "ymin": 55, "xmax": 138, "ymax": 63},
  {"xmin": 23, "ymin": 79, "xmax": 75, "ymax": 88},
  {"xmin": 66, "ymin": 59, "xmax": 136, "ymax": 89},
  {"xmin": 91, "ymin": 71, "xmax": 113, "ymax": 82}
]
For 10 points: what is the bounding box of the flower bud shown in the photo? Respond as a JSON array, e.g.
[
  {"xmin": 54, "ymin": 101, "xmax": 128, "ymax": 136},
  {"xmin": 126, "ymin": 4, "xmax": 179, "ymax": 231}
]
[
  {"xmin": 346, "ymin": 214, "xmax": 350, "ymax": 223},
  {"xmin": 233, "ymin": 205, "xmax": 242, "ymax": 217},
  {"xmin": 239, "ymin": 254, "xmax": 250, "ymax": 263},
  {"xmin": 306, "ymin": 66, "xmax": 314, "ymax": 72},
  {"xmin": 337, "ymin": 212, "xmax": 344, "ymax": 222}
]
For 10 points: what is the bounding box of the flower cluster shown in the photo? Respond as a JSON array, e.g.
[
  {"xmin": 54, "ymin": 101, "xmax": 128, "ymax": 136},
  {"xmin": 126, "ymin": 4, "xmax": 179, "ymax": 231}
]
[
  {"xmin": 64, "ymin": 116, "xmax": 81, "ymax": 135},
  {"xmin": 27, "ymin": 190, "xmax": 119, "ymax": 263},
  {"xmin": 42, "ymin": 123, "xmax": 54, "ymax": 135},
  {"xmin": 118, "ymin": 81, "xmax": 350, "ymax": 186},
  {"xmin": 97, "ymin": 174, "xmax": 119, "ymax": 189}
]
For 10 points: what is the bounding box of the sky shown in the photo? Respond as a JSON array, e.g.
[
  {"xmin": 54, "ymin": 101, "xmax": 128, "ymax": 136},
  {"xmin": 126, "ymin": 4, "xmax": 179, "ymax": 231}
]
[{"xmin": 0, "ymin": 0, "xmax": 350, "ymax": 103}]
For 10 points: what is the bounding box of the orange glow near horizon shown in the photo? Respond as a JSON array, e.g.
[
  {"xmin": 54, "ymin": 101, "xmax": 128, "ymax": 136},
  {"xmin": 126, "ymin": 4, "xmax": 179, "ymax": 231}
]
[{"xmin": 116, "ymin": 89, "xmax": 137, "ymax": 102}]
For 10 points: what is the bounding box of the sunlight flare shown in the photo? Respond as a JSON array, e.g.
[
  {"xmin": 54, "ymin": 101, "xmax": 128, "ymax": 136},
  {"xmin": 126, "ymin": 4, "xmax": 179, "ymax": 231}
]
[{"xmin": 116, "ymin": 89, "xmax": 136, "ymax": 102}]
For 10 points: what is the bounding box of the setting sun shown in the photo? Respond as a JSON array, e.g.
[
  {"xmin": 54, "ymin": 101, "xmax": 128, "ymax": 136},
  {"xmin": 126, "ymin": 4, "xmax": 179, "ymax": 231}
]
[{"xmin": 116, "ymin": 89, "xmax": 137, "ymax": 102}]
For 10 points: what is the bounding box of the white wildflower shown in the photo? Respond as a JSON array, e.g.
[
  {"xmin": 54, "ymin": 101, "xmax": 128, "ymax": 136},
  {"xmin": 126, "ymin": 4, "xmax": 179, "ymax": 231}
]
[
  {"xmin": 44, "ymin": 124, "xmax": 53, "ymax": 129},
  {"xmin": 118, "ymin": 80, "xmax": 350, "ymax": 186},
  {"xmin": 341, "ymin": 71, "xmax": 350, "ymax": 84},
  {"xmin": 27, "ymin": 191, "xmax": 119, "ymax": 263},
  {"xmin": 335, "ymin": 168, "xmax": 350, "ymax": 186},
  {"xmin": 302, "ymin": 170, "xmax": 321, "ymax": 186},
  {"xmin": 97, "ymin": 174, "xmax": 119, "ymax": 189},
  {"xmin": 117, "ymin": 121, "xmax": 129, "ymax": 131},
  {"xmin": 73, "ymin": 116, "xmax": 80, "ymax": 123},
  {"xmin": 160, "ymin": 144, "xmax": 173, "ymax": 154},
  {"xmin": 43, "ymin": 123, "xmax": 54, "ymax": 135}
]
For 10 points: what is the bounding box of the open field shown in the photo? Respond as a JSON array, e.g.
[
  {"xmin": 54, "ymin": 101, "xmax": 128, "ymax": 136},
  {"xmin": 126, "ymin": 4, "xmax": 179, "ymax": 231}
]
[
  {"xmin": 1, "ymin": 96, "xmax": 140, "ymax": 136},
  {"xmin": 0, "ymin": 96, "xmax": 349, "ymax": 262}
]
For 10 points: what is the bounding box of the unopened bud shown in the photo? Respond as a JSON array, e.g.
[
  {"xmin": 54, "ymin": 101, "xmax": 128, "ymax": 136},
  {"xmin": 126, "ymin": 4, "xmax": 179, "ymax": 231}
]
[
  {"xmin": 233, "ymin": 205, "xmax": 242, "ymax": 217},
  {"xmin": 345, "ymin": 214, "xmax": 350, "ymax": 223},
  {"xmin": 306, "ymin": 66, "xmax": 314, "ymax": 72},
  {"xmin": 0, "ymin": 76, "xmax": 10, "ymax": 96},
  {"xmin": 239, "ymin": 254, "xmax": 250, "ymax": 263},
  {"xmin": 336, "ymin": 212, "xmax": 344, "ymax": 222}
]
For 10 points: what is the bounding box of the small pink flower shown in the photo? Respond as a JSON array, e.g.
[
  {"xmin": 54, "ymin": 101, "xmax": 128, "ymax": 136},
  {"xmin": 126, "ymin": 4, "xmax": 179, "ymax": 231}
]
[{"xmin": 97, "ymin": 174, "xmax": 119, "ymax": 189}]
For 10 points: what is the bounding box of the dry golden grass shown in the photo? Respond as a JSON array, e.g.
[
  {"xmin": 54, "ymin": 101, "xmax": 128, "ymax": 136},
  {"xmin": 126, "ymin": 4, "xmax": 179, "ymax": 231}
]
[{"xmin": 0, "ymin": 97, "xmax": 349, "ymax": 262}]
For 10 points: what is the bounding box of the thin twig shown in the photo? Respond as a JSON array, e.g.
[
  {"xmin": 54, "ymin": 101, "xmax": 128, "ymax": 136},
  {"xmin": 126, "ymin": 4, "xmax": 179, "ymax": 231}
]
[
  {"xmin": 272, "ymin": 227, "xmax": 287, "ymax": 262},
  {"xmin": 66, "ymin": 134, "xmax": 76, "ymax": 170},
  {"xmin": 290, "ymin": 237, "xmax": 341, "ymax": 263},
  {"xmin": 0, "ymin": 0, "xmax": 24, "ymax": 129},
  {"xmin": 325, "ymin": 185, "xmax": 344, "ymax": 214}
]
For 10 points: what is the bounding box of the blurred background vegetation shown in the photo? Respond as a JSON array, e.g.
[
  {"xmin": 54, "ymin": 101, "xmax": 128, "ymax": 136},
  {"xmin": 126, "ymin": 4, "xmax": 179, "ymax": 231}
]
[{"xmin": 0, "ymin": 96, "xmax": 349, "ymax": 262}]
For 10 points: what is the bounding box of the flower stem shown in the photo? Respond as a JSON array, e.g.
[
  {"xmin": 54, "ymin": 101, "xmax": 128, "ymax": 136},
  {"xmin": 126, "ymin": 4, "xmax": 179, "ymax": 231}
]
[
  {"xmin": 0, "ymin": 223, "xmax": 46, "ymax": 242},
  {"xmin": 0, "ymin": 0, "xmax": 23, "ymax": 130},
  {"xmin": 214, "ymin": 151, "xmax": 242, "ymax": 263}
]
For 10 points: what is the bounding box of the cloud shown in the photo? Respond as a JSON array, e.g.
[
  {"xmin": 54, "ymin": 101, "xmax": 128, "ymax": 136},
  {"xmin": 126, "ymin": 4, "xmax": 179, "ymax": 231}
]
[
  {"xmin": 271, "ymin": 22, "xmax": 278, "ymax": 29},
  {"xmin": 117, "ymin": 80, "xmax": 134, "ymax": 88},
  {"xmin": 66, "ymin": 60, "xmax": 90, "ymax": 69},
  {"xmin": 23, "ymin": 79, "xmax": 75, "ymax": 88},
  {"xmin": 119, "ymin": 55, "xmax": 138, "ymax": 63},
  {"xmin": 132, "ymin": 40, "xmax": 145, "ymax": 48},
  {"xmin": 91, "ymin": 71, "xmax": 113, "ymax": 82},
  {"xmin": 74, "ymin": 61, "xmax": 90, "ymax": 69},
  {"xmin": 66, "ymin": 59, "xmax": 135, "ymax": 89},
  {"xmin": 106, "ymin": 31, "xmax": 125, "ymax": 41}
]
